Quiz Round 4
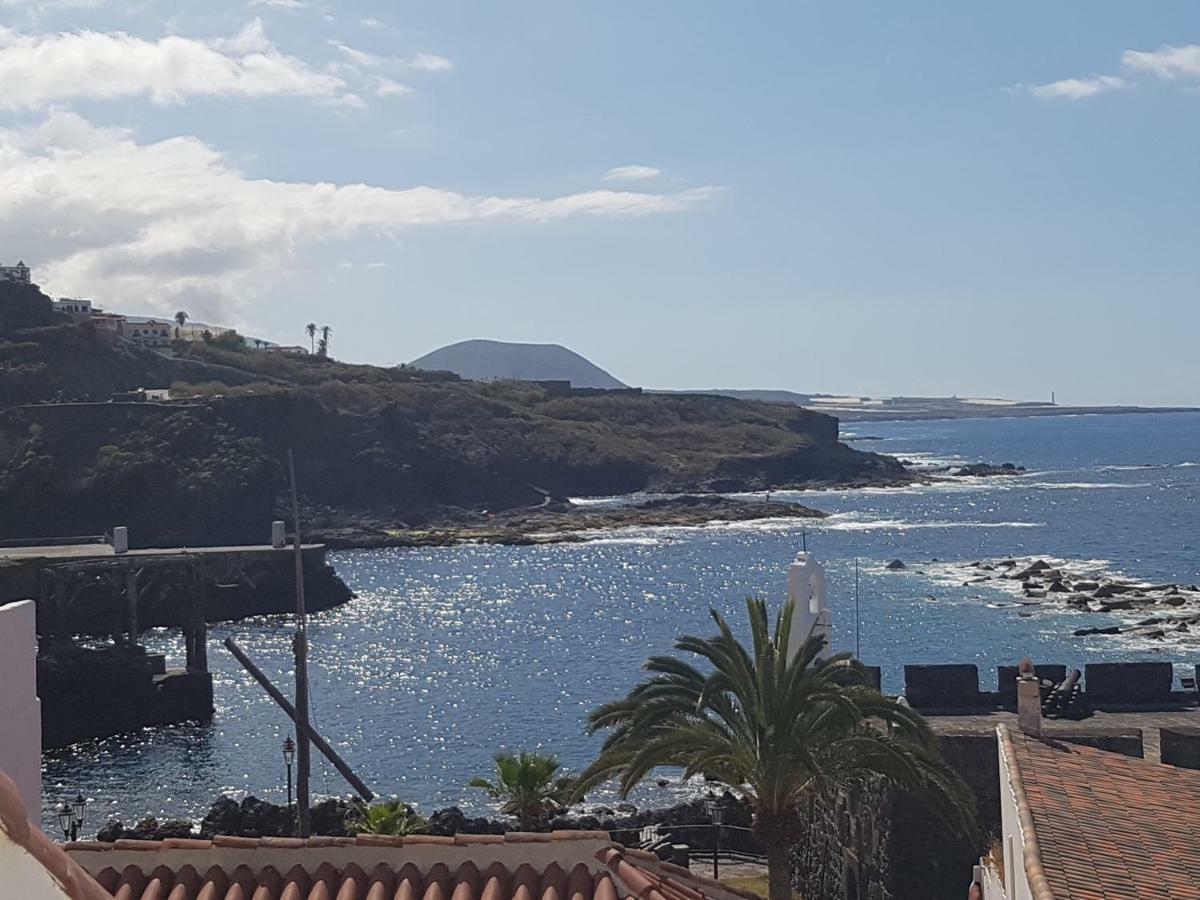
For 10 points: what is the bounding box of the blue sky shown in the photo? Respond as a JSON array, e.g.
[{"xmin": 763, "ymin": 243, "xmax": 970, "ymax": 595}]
[{"xmin": 1, "ymin": 2, "xmax": 1198, "ymax": 404}]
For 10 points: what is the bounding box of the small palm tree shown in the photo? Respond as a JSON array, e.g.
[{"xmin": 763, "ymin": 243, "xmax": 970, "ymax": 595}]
[
  {"xmin": 316, "ymin": 336, "xmax": 328, "ymax": 358},
  {"xmin": 351, "ymin": 799, "xmax": 429, "ymax": 835},
  {"xmin": 469, "ymin": 751, "xmax": 575, "ymax": 831},
  {"xmin": 577, "ymin": 599, "xmax": 975, "ymax": 900},
  {"xmin": 305, "ymin": 322, "xmax": 317, "ymax": 353},
  {"xmin": 174, "ymin": 310, "xmax": 188, "ymax": 327},
  {"xmin": 320, "ymin": 324, "xmax": 332, "ymax": 356}
]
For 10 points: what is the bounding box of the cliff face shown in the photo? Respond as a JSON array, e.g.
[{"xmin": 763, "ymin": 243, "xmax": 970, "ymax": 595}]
[{"xmin": 0, "ymin": 331, "xmax": 907, "ymax": 546}]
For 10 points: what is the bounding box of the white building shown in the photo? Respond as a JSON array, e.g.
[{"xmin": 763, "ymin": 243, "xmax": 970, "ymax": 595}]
[
  {"xmin": 119, "ymin": 317, "xmax": 173, "ymax": 347},
  {"xmin": 52, "ymin": 298, "xmax": 93, "ymax": 317},
  {"xmin": 0, "ymin": 601, "xmax": 41, "ymax": 817},
  {"xmin": 0, "ymin": 261, "xmax": 31, "ymax": 284}
]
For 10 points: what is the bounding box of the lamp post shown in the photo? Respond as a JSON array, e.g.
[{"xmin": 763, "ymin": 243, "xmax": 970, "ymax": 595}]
[
  {"xmin": 57, "ymin": 794, "xmax": 86, "ymax": 842},
  {"xmin": 703, "ymin": 793, "xmax": 725, "ymax": 881},
  {"xmin": 283, "ymin": 736, "xmax": 296, "ymax": 831}
]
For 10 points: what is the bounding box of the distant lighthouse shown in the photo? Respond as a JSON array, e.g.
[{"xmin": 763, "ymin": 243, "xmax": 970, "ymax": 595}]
[{"xmin": 786, "ymin": 550, "xmax": 831, "ymax": 661}]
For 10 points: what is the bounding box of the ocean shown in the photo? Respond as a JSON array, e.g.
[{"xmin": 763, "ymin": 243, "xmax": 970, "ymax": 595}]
[{"xmin": 41, "ymin": 411, "xmax": 1200, "ymax": 832}]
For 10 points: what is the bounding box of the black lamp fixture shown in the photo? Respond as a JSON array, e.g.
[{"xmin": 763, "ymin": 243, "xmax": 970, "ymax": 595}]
[
  {"xmin": 282, "ymin": 736, "xmax": 296, "ymax": 819},
  {"xmin": 703, "ymin": 792, "xmax": 725, "ymax": 880},
  {"xmin": 58, "ymin": 793, "xmax": 86, "ymax": 842}
]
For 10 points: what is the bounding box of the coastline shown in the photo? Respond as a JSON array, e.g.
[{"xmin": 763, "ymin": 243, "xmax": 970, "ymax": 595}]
[
  {"xmin": 835, "ymin": 405, "xmax": 1198, "ymax": 423},
  {"xmin": 312, "ymin": 494, "xmax": 831, "ymax": 550}
]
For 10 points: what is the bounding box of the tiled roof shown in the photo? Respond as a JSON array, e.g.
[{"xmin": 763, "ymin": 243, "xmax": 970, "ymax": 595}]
[
  {"xmin": 1001, "ymin": 725, "xmax": 1200, "ymax": 899},
  {"xmin": 65, "ymin": 832, "xmax": 756, "ymax": 900}
]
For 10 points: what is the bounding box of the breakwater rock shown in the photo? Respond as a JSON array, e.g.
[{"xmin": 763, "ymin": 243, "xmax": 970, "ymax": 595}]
[
  {"xmin": 93, "ymin": 791, "xmax": 757, "ymax": 853},
  {"xmin": 959, "ymin": 557, "xmax": 1200, "ymax": 644}
]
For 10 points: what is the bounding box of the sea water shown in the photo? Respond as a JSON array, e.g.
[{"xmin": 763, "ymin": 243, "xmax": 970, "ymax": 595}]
[{"xmin": 42, "ymin": 411, "xmax": 1200, "ymax": 831}]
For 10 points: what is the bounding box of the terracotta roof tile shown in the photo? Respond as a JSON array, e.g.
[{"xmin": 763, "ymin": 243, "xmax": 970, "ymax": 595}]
[
  {"xmin": 1002, "ymin": 725, "xmax": 1200, "ymax": 899},
  {"xmin": 64, "ymin": 834, "xmax": 737, "ymax": 900}
]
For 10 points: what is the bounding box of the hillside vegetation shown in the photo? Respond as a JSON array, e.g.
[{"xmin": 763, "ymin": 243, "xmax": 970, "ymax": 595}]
[{"xmin": 0, "ymin": 289, "xmax": 906, "ymax": 546}]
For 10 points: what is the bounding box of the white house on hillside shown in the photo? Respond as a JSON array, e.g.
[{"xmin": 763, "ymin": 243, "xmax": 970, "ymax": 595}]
[
  {"xmin": 52, "ymin": 298, "xmax": 93, "ymax": 318},
  {"xmin": 0, "ymin": 261, "xmax": 31, "ymax": 284}
]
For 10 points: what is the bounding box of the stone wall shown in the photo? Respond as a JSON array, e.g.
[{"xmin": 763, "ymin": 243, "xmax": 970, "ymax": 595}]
[
  {"xmin": 900, "ymin": 662, "xmax": 1191, "ymax": 712},
  {"xmin": 38, "ymin": 641, "xmax": 213, "ymax": 749}
]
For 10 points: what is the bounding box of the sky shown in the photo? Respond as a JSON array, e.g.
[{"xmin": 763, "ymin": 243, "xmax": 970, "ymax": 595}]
[{"xmin": 1, "ymin": 2, "xmax": 1198, "ymax": 405}]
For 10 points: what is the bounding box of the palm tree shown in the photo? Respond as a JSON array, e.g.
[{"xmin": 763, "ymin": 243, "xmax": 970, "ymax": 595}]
[
  {"xmin": 174, "ymin": 310, "xmax": 188, "ymax": 339},
  {"xmin": 577, "ymin": 599, "xmax": 975, "ymax": 900},
  {"xmin": 316, "ymin": 336, "xmax": 328, "ymax": 358},
  {"xmin": 305, "ymin": 322, "xmax": 317, "ymax": 354},
  {"xmin": 351, "ymin": 799, "xmax": 429, "ymax": 836},
  {"xmin": 469, "ymin": 751, "xmax": 575, "ymax": 831},
  {"xmin": 320, "ymin": 324, "xmax": 332, "ymax": 356}
]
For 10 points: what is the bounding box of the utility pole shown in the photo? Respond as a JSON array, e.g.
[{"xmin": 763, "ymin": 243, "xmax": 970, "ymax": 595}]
[{"xmin": 287, "ymin": 450, "xmax": 312, "ymax": 837}]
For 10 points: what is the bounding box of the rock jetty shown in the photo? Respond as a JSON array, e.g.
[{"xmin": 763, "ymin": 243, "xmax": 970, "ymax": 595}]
[{"xmin": 960, "ymin": 557, "xmax": 1200, "ymax": 642}]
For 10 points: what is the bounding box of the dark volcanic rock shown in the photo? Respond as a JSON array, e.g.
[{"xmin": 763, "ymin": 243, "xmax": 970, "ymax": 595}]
[{"xmin": 886, "ymin": 559, "xmax": 906, "ymax": 571}]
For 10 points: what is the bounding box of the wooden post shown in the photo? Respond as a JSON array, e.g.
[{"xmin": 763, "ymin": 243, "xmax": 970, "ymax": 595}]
[{"xmin": 288, "ymin": 450, "xmax": 312, "ymax": 837}]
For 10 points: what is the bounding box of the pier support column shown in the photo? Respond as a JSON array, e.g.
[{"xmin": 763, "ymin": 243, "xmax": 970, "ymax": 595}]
[
  {"xmin": 184, "ymin": 563, "xmax": 208, "ymax": 672},
  {"xmin": 125, "ymin": 567, "xmax": 139, "ymax": 645}
]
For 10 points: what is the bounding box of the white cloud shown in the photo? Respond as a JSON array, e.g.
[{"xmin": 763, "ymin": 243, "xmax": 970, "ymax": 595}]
[
  {"xmin": 1029, "ymin": 75, "xmax": 1127, "ymax": 100},
  {"xmin": 0, "ymin": 114, "xmax": 716, "ymax": 316},
  {"xmin": 250, "ymin": 0, "xmax": 306, "ymax": 8},
  {"xmin": 333, "ymin": 42, "xmax": 452, "ymax": 74},
  {"xmin": 408, "ymin": 52, "xmax": 452, "ymax": 73},
  {"xmin": 0, "ymin": 19, "xmax": 361, "ymax": 110},
  {"xmin": 1122, "ymin": 44, "xmax": 1200, "ymax": 79},
  {"xmin": 374, "ymin": 77, "xmax": 413, "ymax": 98},
  {"xmin": 603, "ymin": 165, "xmax": 661, "ymax": 182}
]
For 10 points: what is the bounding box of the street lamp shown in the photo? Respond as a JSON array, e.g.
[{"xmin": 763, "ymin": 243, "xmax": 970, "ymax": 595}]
[
  {"xmin": 282, "ymin": 736, "xmax": 296, "ymax": 828},
  {"xmin": 57, "ymin": 794, "xmax": 86, "ymax": 842},
  {"xmin": 703, "ymin": 793, "xmax": 725, "ymax": 881}
]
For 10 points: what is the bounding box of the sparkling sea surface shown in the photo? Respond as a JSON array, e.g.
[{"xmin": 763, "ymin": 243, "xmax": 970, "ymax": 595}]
[{"xmin": 41, "ymin": 412, "xmax": 1200, "ymax": 832}]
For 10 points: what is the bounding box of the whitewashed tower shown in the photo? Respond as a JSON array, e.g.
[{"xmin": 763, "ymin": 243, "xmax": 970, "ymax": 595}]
[{"xmin": 786, "ymin": 551, "xmax": 831, "ymax": 662}]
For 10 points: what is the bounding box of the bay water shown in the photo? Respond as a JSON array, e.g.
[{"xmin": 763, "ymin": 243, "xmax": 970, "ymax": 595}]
[{"xmin": 42, "ymin": 412, "xmax": 1200, "ymax": 831}]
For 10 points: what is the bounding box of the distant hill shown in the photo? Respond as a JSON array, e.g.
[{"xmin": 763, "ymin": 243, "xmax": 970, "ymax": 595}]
[{"xmin": 411, "ymin": 339, "xmax": 627, "ymax": 389}]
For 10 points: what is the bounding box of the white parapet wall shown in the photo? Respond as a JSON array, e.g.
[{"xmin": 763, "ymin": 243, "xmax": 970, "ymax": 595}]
[{"xmin": 0, "ymin": 600, "xmax": 42, "ymax": 816}]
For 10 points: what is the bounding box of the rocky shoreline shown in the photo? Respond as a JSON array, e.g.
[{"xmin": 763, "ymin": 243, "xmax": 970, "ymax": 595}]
[
  {"xmin": 957, "ymin": 557, "xmax": 1200, "ymax": 642},
  {"xmin": 312, "ymin": 494, "xmax": 830, "ymax": 549},
  {"xmin": 93, "ymin": 791, "xmax": 758, "ymax": 853},
  {"xmin": 308, "ymin": 458, "xmax": 1029, "ymax": 551}
]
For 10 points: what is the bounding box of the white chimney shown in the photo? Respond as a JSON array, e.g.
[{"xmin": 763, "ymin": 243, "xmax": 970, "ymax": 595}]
[{"xmin": 787, "ymin": 551, "xmax": 831, "ymax": 661}]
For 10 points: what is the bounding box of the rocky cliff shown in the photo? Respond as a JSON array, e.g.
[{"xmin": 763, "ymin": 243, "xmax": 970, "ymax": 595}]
[{"xmin": 0, "ymin": 325, "xmax": 908, "ymax": 547}]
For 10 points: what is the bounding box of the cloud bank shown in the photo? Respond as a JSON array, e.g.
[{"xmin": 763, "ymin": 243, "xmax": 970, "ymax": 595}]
[
  {"xmin": 0, "ymin": 19, "xmax": 357, "ymax": 110},
  {"xmin": 0, "ymin": 114, "xmax": 716, "ymax": 315}
]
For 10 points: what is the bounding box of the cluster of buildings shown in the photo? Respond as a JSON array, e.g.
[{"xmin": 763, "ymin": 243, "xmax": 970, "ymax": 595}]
[{"xmin": 0, "ymin": 258, "xmax": 304, "ymax": 353}]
